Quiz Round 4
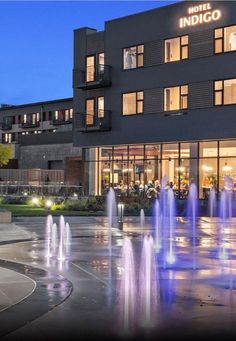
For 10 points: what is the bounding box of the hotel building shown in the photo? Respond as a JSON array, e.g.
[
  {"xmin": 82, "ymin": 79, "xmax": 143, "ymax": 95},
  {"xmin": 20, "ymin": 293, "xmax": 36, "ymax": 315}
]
[{"xmin": 73, "ymin": 0, "xmax": 236, "ymax": 198}]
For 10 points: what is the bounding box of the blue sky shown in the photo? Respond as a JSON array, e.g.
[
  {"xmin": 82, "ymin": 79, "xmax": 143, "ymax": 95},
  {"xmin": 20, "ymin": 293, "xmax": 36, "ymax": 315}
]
[{"xmin": 0, "ymin": 1, "xmax": 178, "ymax": 105}]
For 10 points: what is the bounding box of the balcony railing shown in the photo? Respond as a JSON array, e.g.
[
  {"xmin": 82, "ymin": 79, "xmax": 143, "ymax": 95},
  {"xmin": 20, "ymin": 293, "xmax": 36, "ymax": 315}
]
[
  {"xmin": 20, "ymin": 121, "xmax": 40, "ymax": 128},
  {"xmin": 74, "ymin": 64, "xmax": 112, "ymax": 90},
  {"xmin": 75, "ymin": 110, "xmax": 112, "ymax": 132},
  {"xmin": 1, "ymin": 122, "xmax": 12, "ymax": 130},
  {"xmin": 51, "ymin": 118, "xmax": 73, "ymax": 125}
]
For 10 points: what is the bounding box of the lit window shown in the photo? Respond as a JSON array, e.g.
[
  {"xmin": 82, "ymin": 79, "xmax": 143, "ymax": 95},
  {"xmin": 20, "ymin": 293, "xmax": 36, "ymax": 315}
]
[
  {"xmin": 86, "ymin": 99, "xmax": 95, "ymax": 125},
  {"xmin": 122, "ymin": 91, "xmax": 144, "ymax": 115},
  {"xmin": 86, "ymin": 55, "xmax": 95, "ymax": 82},
  {"xmin": 165, "ymin": 35, "xmax": 188, "ymax": 63},
  {"xmin": 215, "ymin": 25, "xmax": 236, "ymax": 54},
  {"xmin": 98, "ymin": 97, "xmax": 104, "ymax": 118},
  {"xmin": 123, "ymin": 45, "xmax": 144, "ymax": 70},
  {"xmin": 65, "ymin": 110, "xmax": 70, "ymax": 121},
  {"xmin": 164, "ymin": 85, "xmax": 188, "ymax": 111},
  {"xmin": 214, "ymin": 78, "xmax": 236, "ymax": 106},
  {"xmin": 69, "ymin": 109, "xmax": 73, "ymax": 119}
]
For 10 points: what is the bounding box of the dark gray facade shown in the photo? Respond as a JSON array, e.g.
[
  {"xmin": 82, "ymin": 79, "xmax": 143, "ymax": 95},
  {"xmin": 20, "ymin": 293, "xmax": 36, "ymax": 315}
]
[{"xmin": 73, "ymin": 0, "xmax": 236, "ymax": 147}]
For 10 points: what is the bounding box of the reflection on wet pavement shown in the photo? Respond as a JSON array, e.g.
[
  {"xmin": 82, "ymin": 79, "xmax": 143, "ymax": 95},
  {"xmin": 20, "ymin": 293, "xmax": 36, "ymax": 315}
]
[{"xmin": 1, "ymin": 218, "xmax": 236, "ymax": 339}]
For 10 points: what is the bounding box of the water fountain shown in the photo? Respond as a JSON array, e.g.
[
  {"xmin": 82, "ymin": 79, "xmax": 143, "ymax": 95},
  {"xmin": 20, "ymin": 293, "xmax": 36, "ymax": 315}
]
[
  {"xmin": 140, "ymin": 209, "xmax": 145, "ymax": 229},
  {"xmin": 65, "ymin": 222, "xmax": 71, "ymax": 245},
  {"xmin": 118, "ymin": 237, "xmax": 136, "ymax": 333},
  {"xmin": 107, "ymin": 188, "xmax": 117, "ymax": 256},
  {"xmin": 58, "ymin": 215, "xmax": 66, "ymax": 261},
  {"xmin": 139, "ymin": 235, "xmax": 158, "ymax": 327},
  {"xmin": 51, "ymin": 223, "xmax": 58, "ymax": 255},
  {"xmin": 219, "ymin": 190, "xmax": 229, "ymax": 260},
  {"xmin": 153, "ymin": 199, "xmax": 161, "ymax": 252},
  {"xmin": 45, "ymin": 214, "xmax": 53, "ymax": 258},
  {"xmin": 165, "ymin": 188, "xmax": 176, "ymax": 265},
  {"xmin": 65, "ymin": 222, "xmax": 71, "ymax": 257},
  {"xmin": 209, "ymin": 187, "xmax": 216, "ymax": 218},
  {"xmin": 187, "ymin": 183, "xmax": 198, "ymax": 269}
]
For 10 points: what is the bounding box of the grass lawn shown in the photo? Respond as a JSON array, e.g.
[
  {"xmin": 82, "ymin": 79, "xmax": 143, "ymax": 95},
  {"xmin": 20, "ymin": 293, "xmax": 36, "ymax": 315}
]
[{"xmin": 0, "ymin": 204, "xmax": 105, "ymax": 217}]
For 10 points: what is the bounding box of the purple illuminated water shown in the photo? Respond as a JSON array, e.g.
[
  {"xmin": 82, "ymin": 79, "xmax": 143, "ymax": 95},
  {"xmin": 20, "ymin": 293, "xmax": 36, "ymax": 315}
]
[
  {"xmin": 219, "ymin": 190, "xmax": 230, "ymax": 260},
  {"xmin": 187, "ymin": 183, "xmax": 198, "ymax": 269},
  {"xmin": 153, "ymin": 200, "xmax": 161, "ymax": 252},
  {"xmin": 51, "ymin": 223, "xmax": 58, "ymax": 254},
  {"xmin": 107, "ymin": 188, "xmax": 117, "ymax": 256},
  {"xmin": 209, "ymin": 187, "xmax": 216, "ymax": 217},
  {"xmin": 139, "ymin": 235, "xmax": 158, "ymax": 327},
  {"xmin": 45, "ymin": 215, "xmax": 53, "ymax": 259},
  {"xmin": 118, "ymin": 237, "xmax": 136, "ymax": 333},
  {"xmin": 166, "ymin": 189, "xmax": 176, "ymax": 265},
  {"xmin": 140, "ymin": 209, "xmax": 145, "ymax": 229},
  {"xmin": 58, "ymin": 215, "xmax": 65, "ymax": 261}
]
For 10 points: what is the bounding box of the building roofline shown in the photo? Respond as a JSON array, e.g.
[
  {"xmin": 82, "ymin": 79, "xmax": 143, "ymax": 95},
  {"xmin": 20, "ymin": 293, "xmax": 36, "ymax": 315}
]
[
  {"xmin": 0, "ymin": 97, "xmax": 73, "ymax": 111},
  {"xmin": 104, "ymin": 0, "xmax": 184, "ymax": 25}
]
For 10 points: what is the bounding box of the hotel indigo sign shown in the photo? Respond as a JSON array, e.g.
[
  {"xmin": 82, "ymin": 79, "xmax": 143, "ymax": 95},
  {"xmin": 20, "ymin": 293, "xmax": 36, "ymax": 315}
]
[{"xmin": 179, "ymin": 3, "xmax": 221, "ymax": 28}]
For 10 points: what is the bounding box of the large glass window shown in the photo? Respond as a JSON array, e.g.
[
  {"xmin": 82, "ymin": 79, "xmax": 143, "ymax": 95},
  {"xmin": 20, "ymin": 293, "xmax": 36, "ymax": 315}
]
[
  {"xmin": 219, "ymin": 158, "xmax": 236, "ymax": 191},
  {"xmin": 199, "ymin": 159, "xmax": 217, "ymax": 199},
  {"xmin": 122, "ymin": 91, "xmax": 143, "ymax": 116},
  {"xmin": 83, "ymin": 140, "xmax": 236, "ymax": 198},
  {"xmin": 164, "ymin": 85, "xmax": 188, "ymax": 111},
  {"xmin": 123, "ymin": 45, "xmax": 144, "ymax": 70},
  {"xmin": 180, "ymin": 142, "xmax": 198, "ymax": 158},
  {"xmin": 215, "ymin": 25, "xmax": 236, "ymax": 54},
  {"xmin": 220, "ymin": 140, "xmax": 236, "ymax": 157},
  {"xmin": 165, "ymin": 35, "xmax": 188, "ymax": 63},
  {"xmin": 162, "ymin": 143, "xmax": 179, "ymax": 159},
  {"xmin": 199, "ymin": 141, "xmax": 218, "ymax": 158},
  {"xmin": 145, "ymin": 144, "xmax": 160, "ymax": 159},
  {"xmin": 214, "ymin": 79, "xmax": 236, "ymax": 106}
]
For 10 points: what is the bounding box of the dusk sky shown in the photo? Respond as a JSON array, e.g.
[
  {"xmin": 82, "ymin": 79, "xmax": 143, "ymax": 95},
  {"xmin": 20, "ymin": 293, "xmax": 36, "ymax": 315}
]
[{"xmin": 0, "ymin": 1, "xmax": 178, "ymax": 105}]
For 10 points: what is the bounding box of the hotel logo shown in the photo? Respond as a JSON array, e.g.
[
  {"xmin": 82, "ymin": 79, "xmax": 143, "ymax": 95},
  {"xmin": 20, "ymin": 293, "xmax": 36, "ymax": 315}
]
[{"xmin": 179, "ymin": 2, "xmax": 221, "ymax": 28}]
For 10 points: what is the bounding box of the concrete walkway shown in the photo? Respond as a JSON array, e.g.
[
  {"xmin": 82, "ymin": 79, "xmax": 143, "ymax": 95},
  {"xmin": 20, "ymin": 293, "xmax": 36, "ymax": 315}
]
[{"xmin": 0, "ymin": 267, "xmax": 35, "ymax": 312}]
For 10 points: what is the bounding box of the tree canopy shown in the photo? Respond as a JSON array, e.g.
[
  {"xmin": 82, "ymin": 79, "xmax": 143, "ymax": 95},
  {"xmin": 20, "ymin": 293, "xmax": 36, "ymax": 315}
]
[{"xmin": 0, "ymin": 144, "xmax": 13, "ymax": 167}]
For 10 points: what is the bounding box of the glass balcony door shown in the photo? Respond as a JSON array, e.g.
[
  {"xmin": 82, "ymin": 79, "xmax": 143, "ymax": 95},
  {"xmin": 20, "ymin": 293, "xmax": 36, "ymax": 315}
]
[
  {"xmin": 86, "ymin": 55, "xmax": 95, "ymax": 82},
  {"xmin": 86, "ymin": 99, "xmax": 95, "ymax": 125}
]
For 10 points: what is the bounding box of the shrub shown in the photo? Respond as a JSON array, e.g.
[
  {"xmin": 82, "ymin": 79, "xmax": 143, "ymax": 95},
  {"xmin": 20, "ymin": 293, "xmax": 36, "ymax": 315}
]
[{"xmin": 1, "ymin": 196, "xmax": 29, "ymax": 205}]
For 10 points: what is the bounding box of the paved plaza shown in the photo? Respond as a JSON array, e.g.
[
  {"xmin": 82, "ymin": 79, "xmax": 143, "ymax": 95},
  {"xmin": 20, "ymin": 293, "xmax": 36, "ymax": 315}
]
[{"xmin": 0, "ymin": 216, "xmax": 235, "ymax": 340}]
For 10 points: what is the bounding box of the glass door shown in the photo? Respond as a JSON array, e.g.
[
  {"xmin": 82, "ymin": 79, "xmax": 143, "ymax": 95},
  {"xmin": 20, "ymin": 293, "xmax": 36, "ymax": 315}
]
[
  {"xmin": 86, "ymin": 99, "xmax": 95, "ymax": 125},
  {"xmin": 86, "ymin": 55, "xmax": 95, "ymax": 82}
]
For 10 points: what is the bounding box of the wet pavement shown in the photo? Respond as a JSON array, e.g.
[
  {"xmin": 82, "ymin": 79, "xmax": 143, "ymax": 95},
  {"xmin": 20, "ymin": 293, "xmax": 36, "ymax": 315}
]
[{"xmin": 0, "ymin": 217, "xmax": 236, "ymax": 340}]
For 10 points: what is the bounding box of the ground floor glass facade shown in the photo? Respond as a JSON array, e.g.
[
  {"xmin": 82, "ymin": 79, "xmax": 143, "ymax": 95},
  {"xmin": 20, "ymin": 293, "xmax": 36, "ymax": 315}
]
[{"xmin": 83, "ymin": 140, "xmax": 236, "ymax": 198}]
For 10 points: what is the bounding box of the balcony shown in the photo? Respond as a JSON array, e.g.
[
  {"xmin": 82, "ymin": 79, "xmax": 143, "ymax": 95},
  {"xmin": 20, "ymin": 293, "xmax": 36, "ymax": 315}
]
[
  {"xmin": 20, "ymin": 121, "xmax": 40, "ymax": 129},
  {"xmin": 75, "ymin": 110, "xmax": 112, "ymax": 132},
  {"xmin": 51, "ymin": 118, "xmax": 72, "ymax": 126},
  {"xmin": 1, "ymin": 122, "xmax": 12, "ymax": 130},
  {"xmin": 74, "ymin": 65, "xmax": 112, "ymax": 90}
]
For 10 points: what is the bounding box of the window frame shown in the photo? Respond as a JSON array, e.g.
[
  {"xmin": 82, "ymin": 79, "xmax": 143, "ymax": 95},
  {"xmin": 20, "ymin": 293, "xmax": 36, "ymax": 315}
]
[
  {"xmin": 122, "ymin": 44, "xmax": 144, "ymax": 71},
  {"xmin": 214, "ymin": 77, "xmax": 236, "ymax": 106},
  {"xmin": 164, "ymin": 85, "xmax": 188, "ymax": 112},
  {"xmin": 214, "ymin": 24, "xmax": 236, "ymax": 54},
  {"xmin": 85, "ymin": 54, "xmax": 96, "ymax": 83},
  {"xmin": 85, "ymin": 97, "xmax": 96, "ymax": 125},
  {"xmin": 122, "ymin": 91, "xmax": 144, "ymax": 116},
  {"xmin": 164, "ymin": 35, "xmax": 189, "ymax": 64}
]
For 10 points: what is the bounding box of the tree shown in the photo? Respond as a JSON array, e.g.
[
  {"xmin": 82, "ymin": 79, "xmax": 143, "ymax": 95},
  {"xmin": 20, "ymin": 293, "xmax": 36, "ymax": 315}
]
[{"xmin": 0, "ymin": 144, "xmax": 13, "ymax": 167}]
